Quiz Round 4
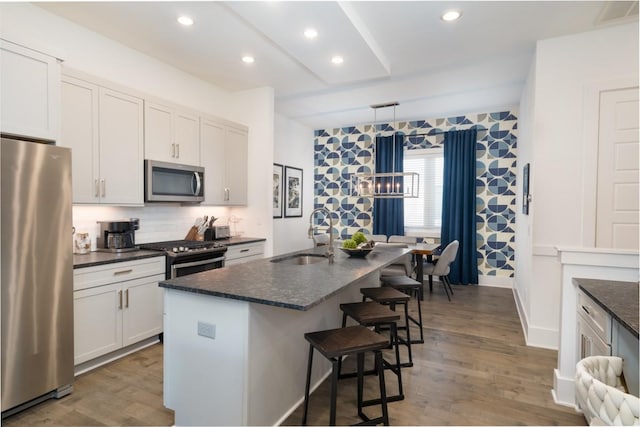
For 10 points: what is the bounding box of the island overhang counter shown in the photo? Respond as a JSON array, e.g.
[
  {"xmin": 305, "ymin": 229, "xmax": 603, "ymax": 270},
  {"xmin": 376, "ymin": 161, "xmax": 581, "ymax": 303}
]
[{"xmin": 159, "ymin": 244, "xmax": 410, "ymax": 426}]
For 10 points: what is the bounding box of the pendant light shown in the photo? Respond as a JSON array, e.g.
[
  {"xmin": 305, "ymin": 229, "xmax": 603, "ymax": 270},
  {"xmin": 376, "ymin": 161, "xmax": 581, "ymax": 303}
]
[{"xmin": 351, "ymin": 102, "xmax": 419, "ymax": 199}]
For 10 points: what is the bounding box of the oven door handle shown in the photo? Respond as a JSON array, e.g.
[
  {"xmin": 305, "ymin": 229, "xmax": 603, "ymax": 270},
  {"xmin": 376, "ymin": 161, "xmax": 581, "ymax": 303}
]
[{"xmin": 171, "ymin": 256, "xmax": 226, "ymax": 276}]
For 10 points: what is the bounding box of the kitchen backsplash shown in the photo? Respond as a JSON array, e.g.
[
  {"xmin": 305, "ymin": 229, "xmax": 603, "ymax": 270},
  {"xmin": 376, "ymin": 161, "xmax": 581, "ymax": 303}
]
[{"xmin": 72, "ymin": 205, "xmax": 239, "ymax": 251}]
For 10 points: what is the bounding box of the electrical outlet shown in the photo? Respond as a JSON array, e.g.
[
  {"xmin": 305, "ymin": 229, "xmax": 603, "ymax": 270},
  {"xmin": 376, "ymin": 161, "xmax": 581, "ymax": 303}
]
[{"xmin": 197, "ymin": 321, "xmax": 216, "ymax": 339}]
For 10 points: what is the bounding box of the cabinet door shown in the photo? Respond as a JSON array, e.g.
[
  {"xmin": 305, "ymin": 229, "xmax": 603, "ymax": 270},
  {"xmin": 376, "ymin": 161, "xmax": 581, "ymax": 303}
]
[
  {"xmin": 61, "ymin": 76, "xmax": 100, "ymax": 203},
  {"xmin": 200, "ymin": 118, "xmax": 227, "ymax": 204},
  {"xmin": 122, "ymin": 275, "xmax": 164, "ymax": 347},
  {"xmin": 74, "ymin": 283, "xmax": 123, "ymax": 365},
  {"xmin": 174, "ymin": 112, "xmax": 199, "ymax": 166},
  {"xmin": 99, "ymin": 87, "xmax": 144, "ymax": 205},
  {"xmin": 225, "ymin": 127, "xmax": 248, "ymax": 205},
  {"xmin": 0, "ymin": 40, "xmax": 60, "ymax": 140},
  {"xmin": 144, "ymin": 101, "xmax": 174, "ymax": 162}
]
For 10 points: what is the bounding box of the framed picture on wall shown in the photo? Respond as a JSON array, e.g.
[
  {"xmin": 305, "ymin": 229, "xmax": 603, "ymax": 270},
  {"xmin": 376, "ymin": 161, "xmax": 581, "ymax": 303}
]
[
  {"xmin": 284, "ymin": 166, "xmax": 303, "ymax": 218},
  {"xmin": 523, "ymin": 163, "xmax": 530, "ymax": 215},
  {"xmin": 273, "ymin": 163, "xmax": 283, "ymax": 218}
]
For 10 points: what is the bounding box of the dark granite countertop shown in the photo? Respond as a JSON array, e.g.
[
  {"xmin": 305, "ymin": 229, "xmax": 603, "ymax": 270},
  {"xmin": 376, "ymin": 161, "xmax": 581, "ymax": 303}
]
[
  {"xmin": 159, "ymin": 245, "xmax": 410, "ymax": 311},
  {"xmin": 73, "ymin": 250, "xmax": 165, "ymax": 269},
  {"xmin": 574, "ymin": 278, "xmax": 639, "ymax": 338}
]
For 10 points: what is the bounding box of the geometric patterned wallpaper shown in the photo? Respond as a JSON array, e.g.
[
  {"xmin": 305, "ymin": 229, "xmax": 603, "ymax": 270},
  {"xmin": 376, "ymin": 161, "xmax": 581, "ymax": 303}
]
[{"xmin": 313, "ymin": 110, "xmax": 518, "ymax": 278}]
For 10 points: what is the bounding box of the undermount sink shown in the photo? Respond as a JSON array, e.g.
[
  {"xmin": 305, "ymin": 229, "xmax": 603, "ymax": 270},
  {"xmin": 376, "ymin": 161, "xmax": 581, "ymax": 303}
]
[{"xmin": 270, "ymin": 253, "xmax": 328, "ymax": 265}]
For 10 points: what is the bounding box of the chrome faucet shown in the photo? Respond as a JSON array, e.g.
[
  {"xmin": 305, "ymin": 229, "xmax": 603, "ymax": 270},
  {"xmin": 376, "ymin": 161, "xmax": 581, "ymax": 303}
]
[{"xmin": 308, "ymin": 207, "xmax": 334, "ymax": 264}]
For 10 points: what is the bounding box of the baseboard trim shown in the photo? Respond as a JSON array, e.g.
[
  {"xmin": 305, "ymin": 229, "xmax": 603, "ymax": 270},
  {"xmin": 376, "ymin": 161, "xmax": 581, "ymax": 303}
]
[
  {"xmin": 74, "ymin": 336, "xmax": 160, "ymax": 376},
  {"xmin": 553, "ymin": 368, "xmax": 578, "ymax": 409},
  {"xmin": 273, "ymin": 367, "xmax": 332, "ymax": 426},
  {"xmin": 512, "ymin": 286, "xmax": 558, "ymax": 350},
  {"xmin": 478, "ymin": 275, "xmax": 513, "ymax": 288}
]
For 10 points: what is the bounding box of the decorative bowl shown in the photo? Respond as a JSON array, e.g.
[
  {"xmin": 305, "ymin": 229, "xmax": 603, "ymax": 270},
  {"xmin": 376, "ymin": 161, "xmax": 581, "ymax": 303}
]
[{"xmin": 339, "ymin": 247, "xmax": 373, "ymax": 258}]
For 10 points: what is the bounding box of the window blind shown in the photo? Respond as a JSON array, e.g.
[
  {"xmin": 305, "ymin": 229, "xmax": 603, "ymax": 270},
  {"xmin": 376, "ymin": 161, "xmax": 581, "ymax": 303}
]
[{"xmin": 404, "ymin": 149, "xmax": 443, "ymax": 231}]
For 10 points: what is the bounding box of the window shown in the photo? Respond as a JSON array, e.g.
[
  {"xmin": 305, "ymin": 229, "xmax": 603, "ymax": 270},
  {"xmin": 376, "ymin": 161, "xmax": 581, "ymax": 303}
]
[{"xmin": 404, "ymin": 148, "xmax": 444, "ymax": 235}]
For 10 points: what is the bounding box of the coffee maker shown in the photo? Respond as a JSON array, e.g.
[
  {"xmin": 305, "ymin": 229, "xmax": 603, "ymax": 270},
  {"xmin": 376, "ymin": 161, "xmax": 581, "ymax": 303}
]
[{"xmin": 96, "ymin": 218, "xmax": 139, "ymax": 253}]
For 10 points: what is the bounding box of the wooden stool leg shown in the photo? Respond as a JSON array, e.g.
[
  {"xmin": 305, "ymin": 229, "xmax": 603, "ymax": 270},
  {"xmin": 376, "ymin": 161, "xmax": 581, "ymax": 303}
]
[
  {"xmin": 337, "ymin": 312, "xmax": 348, "ymax": 377},
  {"xmin": 302, "ymin": 343, "xmax": 314, "ymax": 425}
]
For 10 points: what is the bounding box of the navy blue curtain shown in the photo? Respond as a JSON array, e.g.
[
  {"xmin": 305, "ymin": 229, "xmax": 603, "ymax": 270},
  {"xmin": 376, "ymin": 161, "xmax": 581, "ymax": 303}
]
[
  {"xmin": 373, "ymin": 134, "xmax": 404, "ymax": 237},
  {"xmin": 441, "ymin": 129, "xmax": 478, "ymax": 285}
]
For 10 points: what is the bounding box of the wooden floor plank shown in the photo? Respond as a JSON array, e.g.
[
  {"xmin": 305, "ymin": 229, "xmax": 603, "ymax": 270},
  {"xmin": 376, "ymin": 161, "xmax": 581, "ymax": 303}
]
[{"xmin": 3, "ymin": 285, "xmax": 586, "ymax": 426}]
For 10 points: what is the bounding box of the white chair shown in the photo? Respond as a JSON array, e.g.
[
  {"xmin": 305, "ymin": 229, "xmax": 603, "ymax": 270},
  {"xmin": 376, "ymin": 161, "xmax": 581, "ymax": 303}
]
[
  {"xmin": 575, "ymin": 356, "xmax": 640, "ymax": 426},
  {"xmin": 369, "ymin": 234, "xmax": 388, "ymax": 243},
  {"xmin": 422, "ymin": 240, "xmax": 459, "ymax": 301},
  {"xmin": 379, "ymin": 236, "xmax": 417, "ymax": 278}
]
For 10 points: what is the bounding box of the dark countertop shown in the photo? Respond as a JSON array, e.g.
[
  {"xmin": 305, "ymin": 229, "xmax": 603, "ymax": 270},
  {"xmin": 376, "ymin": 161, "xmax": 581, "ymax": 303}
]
[
  {"xmin": 159, "ymin": 245, "xmax": 410, "ymax": 311},
  {"xmin": 73, "ymin": 250, "xmax": 165, "ymax": 269},
  {"xmin": 574, "ymin": 278, "xmax": 639, "ymax": 338},
  {"xmin": 73, "ymin": 237, "xmax": 266, "ymax": 268}
]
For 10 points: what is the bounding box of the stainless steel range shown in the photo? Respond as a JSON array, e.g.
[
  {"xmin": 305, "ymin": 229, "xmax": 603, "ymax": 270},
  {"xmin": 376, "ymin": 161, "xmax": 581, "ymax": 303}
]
[{"xmin": 140, "ymin": 240, "xmax": 227, "ymax": 279}]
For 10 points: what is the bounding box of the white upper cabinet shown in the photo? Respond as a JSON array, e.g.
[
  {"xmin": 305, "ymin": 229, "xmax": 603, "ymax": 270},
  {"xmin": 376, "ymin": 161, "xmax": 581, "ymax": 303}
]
[
  {"xmin": 200, "ymin": 117, "xmax": 248, "ymax": 206},
  {"xmin": 0, "ymin": 39, "xmax": 60, "ymax": 140},
  {"xmin": 144, "ymin": 101, "xmax": 199, "ymax": 166},
  {"xmin": 61, "ymin": 72, "xmax": 144, "ymax": 205}
]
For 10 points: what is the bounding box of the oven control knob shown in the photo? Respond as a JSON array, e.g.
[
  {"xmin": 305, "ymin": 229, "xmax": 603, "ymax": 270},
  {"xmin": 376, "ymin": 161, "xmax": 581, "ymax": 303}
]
[
  {"xmin": 179, "ymin": 246, "xmax": 185, "ymax": 252},
  {"xmin": 172, "ymin": 247, "xmax": 179, "ymax": 253}
]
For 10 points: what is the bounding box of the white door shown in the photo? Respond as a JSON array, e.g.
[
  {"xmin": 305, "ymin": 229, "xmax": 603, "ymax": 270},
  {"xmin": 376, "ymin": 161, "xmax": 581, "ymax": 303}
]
[
  {"xmin": 73, "ymin": 283, "xmax": 123, "ymax": 365},
  {"xmin": 121, "ymin": 275, "xmax": 164, "ymax": 347},
  {"xmin": 200, "ymin": 118, "xmax": 227, "ymax": 204},
  {"xmin": 596, "ymin": 87, "xmax": 639, "ymax": 249},
  {"xmin": 61, "ymin": 76, "xmax": 100, "ymax": 203},
  {"xmin": 174, "ymin": 112, "xmax": 200, "ymax": 166},
  {"xmin": 98, "ymin": 87, "xmax": 144, "ymax": 204}
]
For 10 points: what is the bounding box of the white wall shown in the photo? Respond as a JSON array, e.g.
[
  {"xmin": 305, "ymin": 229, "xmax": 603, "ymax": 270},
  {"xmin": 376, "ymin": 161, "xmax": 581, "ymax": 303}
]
[
  {"xmin": 227, "ymin": 87, "xmax": 276, "ymax": 256},
  {"xmin": 273, "ymin": 113, "xmax": 314, "ymax": 256},
  {"xmin": 1, "ymin": 3, "xmax": 275, "ymax": 249},
  {"xmin": 514, "ymin": 22, "xmax": 639, "ymax": 349}
]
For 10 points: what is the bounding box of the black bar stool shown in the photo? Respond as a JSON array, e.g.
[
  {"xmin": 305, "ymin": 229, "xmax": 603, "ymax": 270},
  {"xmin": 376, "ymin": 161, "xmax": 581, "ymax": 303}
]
[
  {"xmin": 360, "ymin": 286, "xmax": 413, "ymax": 367},
  {"xmin": 302, "ymin": 325, "xmax": 390, "ymax": 426},
  {"xmin": 381, "ymin": 275, "xmax": 424, "ymax": 344},
  {"xmin": 339, "ymin": 301, "xmax": 404, "ymax": 404}
]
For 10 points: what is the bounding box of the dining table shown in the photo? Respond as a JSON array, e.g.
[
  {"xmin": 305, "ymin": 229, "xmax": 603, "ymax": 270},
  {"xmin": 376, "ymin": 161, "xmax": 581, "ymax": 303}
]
[{"xmin": 409, "ymin": 242, "xmax": 441, "ymax": 300}]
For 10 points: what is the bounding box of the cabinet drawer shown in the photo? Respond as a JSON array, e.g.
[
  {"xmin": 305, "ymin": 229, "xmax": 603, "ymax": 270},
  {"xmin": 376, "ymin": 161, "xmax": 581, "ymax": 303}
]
[
  {"xmin": 74, "ymin": 256, "xmax": 165, "ymax": 291},
  {"xmin": 577, "ymin": 290, "xmax": 611, "ymax": 343},
  {"xmin": 225, "ymin": 242, "xmax": 264, "ymax": 263}
]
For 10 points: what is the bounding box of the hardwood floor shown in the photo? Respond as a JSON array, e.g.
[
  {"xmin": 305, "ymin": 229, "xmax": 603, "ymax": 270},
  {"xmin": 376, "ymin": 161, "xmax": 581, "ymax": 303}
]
[
  {"xmin": 2, "ymin": 344, "xmax": 174, "ymax": 426},
  {"xmin": 283, "ymin": 285, "xmax": 587, "ymax": 426},
  {"xmin": 3, "ymin": 285, "xmax": 586, "ymax": 426}
]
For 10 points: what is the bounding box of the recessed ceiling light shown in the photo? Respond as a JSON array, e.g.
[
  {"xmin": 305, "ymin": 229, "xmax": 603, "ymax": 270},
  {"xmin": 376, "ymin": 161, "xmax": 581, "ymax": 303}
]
[
  {"xmin": 304, "ymin": 28, "xmax": 318, "ymax": 39},
  {"xmin": 242, "ymin": 56, "xmax": 255, "ymax": 64},
  {"xmin": 331, "ymin": 56, "xmax": 344, "ymax": 65},
  {"xmin": 441, "ymin": 9, "xmax": 461, "ymax": 22},
  {"xmin": 177, "ymin": 15, "xmax": 194, "ymax": 26}
]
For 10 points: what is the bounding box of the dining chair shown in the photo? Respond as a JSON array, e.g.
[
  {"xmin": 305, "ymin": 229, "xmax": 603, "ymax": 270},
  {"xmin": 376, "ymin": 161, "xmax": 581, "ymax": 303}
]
[
  {"xmin": 369, "ymin": 234, "xmax": 388, "ymax": 243},
  {"xmin": 422, "ymin": 240, "xmax": 459, "ymax": 301},
  {"xmin": 383, "ymin": 236, "xmax": 418, "ymax": 277}
]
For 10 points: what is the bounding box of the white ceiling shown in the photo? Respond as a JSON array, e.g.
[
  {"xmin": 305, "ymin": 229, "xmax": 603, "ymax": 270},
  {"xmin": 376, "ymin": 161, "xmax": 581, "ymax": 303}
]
[{"xmin": 38, "ymin": 1, "xmax": 637, "ymax": 130}]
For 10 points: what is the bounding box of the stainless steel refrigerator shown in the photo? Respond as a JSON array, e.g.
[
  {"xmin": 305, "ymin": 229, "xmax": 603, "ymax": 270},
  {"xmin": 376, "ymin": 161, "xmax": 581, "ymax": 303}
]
[{"xmin": 1, "ymin": 135, "xmax": 74, "ymax": 415}]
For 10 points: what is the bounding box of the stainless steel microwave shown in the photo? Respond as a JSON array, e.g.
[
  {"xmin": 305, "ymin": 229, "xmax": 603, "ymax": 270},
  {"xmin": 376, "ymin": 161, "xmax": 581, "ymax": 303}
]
[{"xmin": 144, "ymin": 160, "xmax": 204, "ymax": 203}]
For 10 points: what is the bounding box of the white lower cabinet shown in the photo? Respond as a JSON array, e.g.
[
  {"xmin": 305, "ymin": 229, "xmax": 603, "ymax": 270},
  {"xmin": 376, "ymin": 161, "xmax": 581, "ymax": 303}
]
[
  {"xmin": 225, "ymin": 242, "xmax": 265, "ymax": 266},
  {"xmin": 73, "ymin": 257, "xmax": 165, "ymax": 366}
]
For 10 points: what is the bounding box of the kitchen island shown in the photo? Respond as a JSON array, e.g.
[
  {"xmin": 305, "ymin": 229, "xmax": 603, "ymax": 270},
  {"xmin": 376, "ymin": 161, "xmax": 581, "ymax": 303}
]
[{"xmin": 159, "ymin": 244, "xmax": 410, "ymax": 426}]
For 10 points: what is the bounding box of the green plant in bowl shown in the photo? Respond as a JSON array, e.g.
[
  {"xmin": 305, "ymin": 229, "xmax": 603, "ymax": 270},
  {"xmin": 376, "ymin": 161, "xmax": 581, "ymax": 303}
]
[
  {"xmin": 342, "ymin": 239, "xmax": 357, "ymax": 249},
  {"xmin": 352, "ymin": 232, "xmax": 367, "ymax": 245}
]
